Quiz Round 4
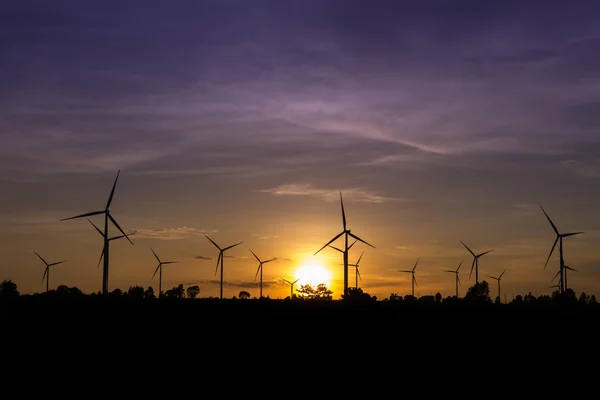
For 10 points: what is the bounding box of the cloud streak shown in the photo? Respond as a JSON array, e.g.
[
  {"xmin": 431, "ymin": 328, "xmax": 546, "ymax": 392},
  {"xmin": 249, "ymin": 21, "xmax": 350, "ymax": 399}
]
[
  {"xmin": 258, "ymin": 184, "xmax": 407, "ymax": 203},
  {"xmin": 130, "ymin": 227, "xmax": 216, "ymax": 240}
]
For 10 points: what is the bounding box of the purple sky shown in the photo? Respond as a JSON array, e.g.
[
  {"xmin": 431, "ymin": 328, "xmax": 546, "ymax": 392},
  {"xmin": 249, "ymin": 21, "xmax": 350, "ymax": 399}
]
[{"xmin": 2, "ymin": 0, "xmax": 600, "ymax": 299}]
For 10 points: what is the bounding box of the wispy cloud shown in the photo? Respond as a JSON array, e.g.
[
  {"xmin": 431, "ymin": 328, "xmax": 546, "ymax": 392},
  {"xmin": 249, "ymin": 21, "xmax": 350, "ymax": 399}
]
[
  {"xmin": 560, "ymin": 159, "xmax": 600, "ymax": 178},
  {"xmin": 258, "ymin": 183, "xmax": 406, "ymax": 203},
  {"xmin": 130, "ymin": 227, "xmax": 216, "ymax": 240},
  {"xmin": 251, "ymin": 233, "xmax": 280, "ymax": 240}
]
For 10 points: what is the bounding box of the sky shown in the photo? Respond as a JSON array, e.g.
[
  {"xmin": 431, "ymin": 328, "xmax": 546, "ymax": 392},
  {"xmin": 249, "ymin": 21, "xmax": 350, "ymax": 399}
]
[{"xmin": 2, "ymin": 0, "xmax": 600, "ymax": 300}]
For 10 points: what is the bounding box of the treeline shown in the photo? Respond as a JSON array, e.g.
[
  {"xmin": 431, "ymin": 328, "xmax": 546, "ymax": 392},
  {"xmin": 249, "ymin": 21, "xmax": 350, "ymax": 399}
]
[{"xmin": 1, "ymin": 279, "xmax": 598, "ymax": 307}]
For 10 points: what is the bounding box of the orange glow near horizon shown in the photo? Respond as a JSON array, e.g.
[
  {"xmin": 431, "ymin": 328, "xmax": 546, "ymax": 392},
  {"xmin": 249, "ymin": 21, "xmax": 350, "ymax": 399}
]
[{"xmin": 294, "ymin": 255, "xmax": 332, "ymax": 289}]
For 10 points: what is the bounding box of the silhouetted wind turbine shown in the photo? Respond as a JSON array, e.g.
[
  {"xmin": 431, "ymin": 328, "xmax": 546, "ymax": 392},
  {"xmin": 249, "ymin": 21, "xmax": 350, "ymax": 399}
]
[
  {"xmin": 314, "ymin": 192, "xmax": 375, "ymax": 297},
  {"xmin": 203, "ymin": 232, "xmax": 242, "ymax": 299},
  {"xmin": 150, "ymin": 248, "xmax": 178, "ymax": 297},
  {"xmin": 330, "ymin": 239, "xmax": 359, "ymax": 286},
  {"xmin": 34, "ymin": 251, "xmax": 67, "ymax": 293},
  {"xmin": 540, "ymin": 205, "xmax": 583, "ymax": 294},
  {"xmin": 61, "ymin": 170, "xmax": 133, "ymax": 295},
  {"xmin": 250, "ymin": 249, "xmax": 277, "ymax": 298},
  {"xmin": 87, "ymin": 219, "xmax": 134, "ymax": 268},
  {"xmin": 282, "ymin": 278, "xmax": 299, "ymax": 299},
  {"xmin": 460, "ymin": 241, "xmax": 493, "ymax": 284},
  {"xmin": 486, "ymin": 269, "xmax": 506, "ymax": 301},
  {"xmin": 398, "ymin": 258, "xmax": 419, "ymax": 297},
  {"xmin": 347, "ymin": 251, "xmax": 364, "ymax": 289},
  {"xmin": 551, "ymin": 264, "xmax": 577, "ymax": 291},
  {"xmin": 442, "ymin": 260, "xmax": 463, "ymax": 298}
]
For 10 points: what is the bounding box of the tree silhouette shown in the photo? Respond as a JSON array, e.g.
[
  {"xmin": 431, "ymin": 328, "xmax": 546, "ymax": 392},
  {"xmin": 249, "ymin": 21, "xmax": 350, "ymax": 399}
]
[
  {"xmin": 343, "ymin": 287, "xmax": 376, "ymax": 303},
  {"xmin": 0, "ymin": 280, "xmax": 19, "ymax": 299},
  {"xmin": 238, "ymin": 290, "xmax": 250, "ymax": 299},
  {"xmin": 296, "ymin": 283, "xmax": 333, "ymax": 300},
  {"xmin": 144, "ymin": 286, "xmax": 156, "ymax": 299},
  {"xmin": 388, "ymin": 293, "xmax": 402, "ymax": 301},
  {"xmin": 127, "ymin": 285, "xmax": 145, "ymax": 300},
  {"xmin": 186, "ymin": 285, "xmax": 200, "ymax": 299},
  {"xmin": 464, "ymin": 281, "xmax": 491, "ymax": 302},
  {"xmin": 165, "ymin": 284, "xmax": 184, "ymax": 298}
]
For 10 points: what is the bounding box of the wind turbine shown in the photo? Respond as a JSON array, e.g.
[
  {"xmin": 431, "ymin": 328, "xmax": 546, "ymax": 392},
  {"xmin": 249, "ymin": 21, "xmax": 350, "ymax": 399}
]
[
  {"xmin": 398, "ymin": 258, "xmax": 419, "ymax": 297},
  {"xmin": 486, "ymin": 269, "xmax": 506, "ymax": 301},
  {"xmin": 442, "ymin": 260, "xmax": 463, "ymax": 298},
  {"xmin": 551, "ymin": 264, "xmax": 577, "ymax": 292},
  {"xmin": 347, "ymin": 251, "xmax": 365, "ymax": 289},
  {"xmin": 282, "ymin": 278, "xmax": 299, "ymax": 299},
  {"xmin": 60, "ymin": 170, "xmax": 133, "ymax": 295},
  {"xmin": 87, "ymin": 219, "xmax": 134, "ymax": 268},
  {"xmin": 33, "ymin": 251, "xmax": 67, "ymax": 293},
  {"xmin": 540, "ymin": 205, "xmax": 584, "ymax": 294},
  {"xmin": 203, "ymin": 232, "xmax": 243, "ymax": 299},
  {"xmin": 150, "ymin": 248, "xmax": 178, "ymax": 297},
  {"xmin": 314, "ymin": 192, "xmax": 375, "ymax": 297},
  {"xmin": 249, "ymin": 249, "xmax": 277, "ymax": 298},
  {"xmin": 460, "ymin": 241, "xmax": 493, "ymax": 284}
]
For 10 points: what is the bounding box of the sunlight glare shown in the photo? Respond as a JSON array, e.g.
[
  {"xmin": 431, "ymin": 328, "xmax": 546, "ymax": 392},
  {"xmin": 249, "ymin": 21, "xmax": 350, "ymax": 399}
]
[{"xmin": 294, "ymin": 260, "xmax": 332, "ymax": 288}]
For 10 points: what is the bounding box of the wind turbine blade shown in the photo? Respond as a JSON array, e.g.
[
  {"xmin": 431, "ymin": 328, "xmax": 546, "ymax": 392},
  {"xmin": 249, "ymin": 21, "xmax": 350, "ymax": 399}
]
[
  {"xmin": 254, "ymin": 264, "xmax": 261, "ymax": 280},
  {"xmin": 477, "ymin": 249, "xmax": 493, "ymax": 257},
  {"xmin": 314, "ymin": 231, "xmax": 344, "ymax": 255},
  {"xmin": 469, "ymin": 258, "xmax": 475, "ymax": 280},
  {"xmin": 292, "ymin": 279, "xmax": 299, "ymax": 284},
  {"xmin": 249, "ymin": 249, "xmax": 261, "ymax": 263},
  {"xmin": 203, "ymin": 232, "xmax": 222, "ymax": 251},
  {"xmin": 327, "ymin": 244, "xmax": 344, "ymax": 253},
  {"xmin": 413, "ymin": 275, "xmax": 418, "ymax": 287},
  {"xmin": 551, "ymin": 269, "xmax": 561, "ymax": 283},
  {"xmin": 263, "ymin": 258, "xmax": 276, "ymax": 264},
  {"xmin": 33, "ymin": 251, "xmax": 48, "ymax": 266},
  {"xmin": 215, "ymin": 252, "xmax": 222, "ymax": 276},
  {"xmin": 456, "ymin": 260, "xmax": 463, "ymax": 272},
  {"xmin": 412, "ymin": 258, "xmax": 419, "ymax": 271},
  {"xmin": 398, "ymin": 270, "xmax": 412, "ymax": 273},
  {"xmin": 486, "ymin": 275, "xmax": 497, "ymax": 280},
  {"xmin": 348, "ymin": 232, "xmax": 375, "ymax": 249},
  {"xmin": 499, "ymin": 269, "xmax": 506, "ymax": 279},
  {"xmin": 152, "ymin": 264, "xmax": 160, "ymax": 279},
  {"xmin": 544, "ymin": 237, "xmax": 559, "ymax": 269},
  {"xmin": 41, "ymin": 266, "xmax": 49, "ymax": 283},
  {"xmin": 108, "ymin": 214, "xmax": 134, "ymax": 245},
  {"xmin": 356, "ymin": 251, "xmax": 365, "ymax": 265},
  {"xmin": 457, "ymin": 275, "xmax": 461, "ymax": 286},
  {"xmin": 61, "ymin": 210, "xmax": 104, "ymax": 221},
  {"xmin": 460, "ymin": 241, "xmax": 475, "ymax": 257},
  {"xmin": 357, "ymin": 268, "xmax": 362, "ymax": 281},
  {"xmin": 97, "ymin": 246, "xmax": 104, "ymax": 268},
  {"xmin": 442, "ymin": 270, "xmax": 455, "ymax": 273},
  {"xmin": 224, "ymin": 241, "xmax": 243, "ymax": 251},
  {"xmin": 562, "ymin": 232, "xmax": 584, "ymax": 237},
  {"xmin": 87, "ymin": 218, "xmax": 105, "ymax": 237},
  {"xmin": 348, "ymin": 239, "xmax": 358, "ymax": 250},
  {"xmin": 540, "ymin": 205, "xmax": 559, "ymax": 235},
  {"xmin": 162, "ymin": 261, "xmax": 177, "ymax": 265},
  {"xmin": 110, "ymin": 233, "xmax": 133, "ymax": 241},
  {"xmin": 340, "ymin": 192, "xmax": 346, "ymax": 231},
  {"xmin": 105, "ymin": 169, "xmax": 120, "ymax": 210},
  {"xmin": 282, "ymin": 279, "xmax": 291, "ymax": 285},
  {"xmin": 565, "ymin": 266, "xmax": 578, "ymax": 272},
  {"xmin": 49, "ymin": 260, "xmax": 67, "ymax": 266},
  {"xmin": 150, "ymin": 248, "xmax": 161, "ymax": 263}
]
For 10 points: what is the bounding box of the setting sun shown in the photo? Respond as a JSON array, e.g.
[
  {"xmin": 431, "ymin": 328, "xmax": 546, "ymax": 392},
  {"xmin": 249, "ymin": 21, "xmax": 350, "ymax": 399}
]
[{"xmin": 294, "ymin": 262, "xmax": 332, "ymax": 288}]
